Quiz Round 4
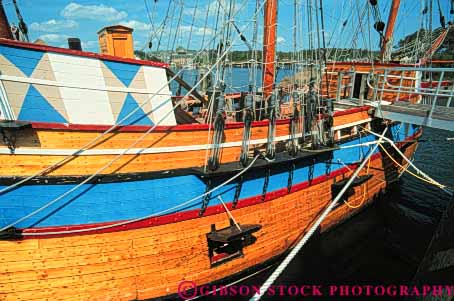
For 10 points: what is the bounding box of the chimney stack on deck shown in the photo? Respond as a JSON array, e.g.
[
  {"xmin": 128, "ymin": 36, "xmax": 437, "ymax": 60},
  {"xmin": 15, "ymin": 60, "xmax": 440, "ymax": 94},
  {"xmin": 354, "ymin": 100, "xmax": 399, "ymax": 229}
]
[
  {"xmin": 97, "ymin": 25, "xmax": 134, "ymax": 59},
  {"xmin": 68, "ymin": 38, "xmax": 82, "ymax": 51}
]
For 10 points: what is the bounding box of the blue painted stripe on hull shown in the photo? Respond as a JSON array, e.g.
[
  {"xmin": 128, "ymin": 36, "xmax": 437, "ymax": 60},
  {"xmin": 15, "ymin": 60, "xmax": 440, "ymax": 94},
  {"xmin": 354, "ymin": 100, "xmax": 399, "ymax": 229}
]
[
  {"xmin": 0, "ymin": 124, "xmax": 419, "ymax": 229},
  {"xmin": 0, "ymin": 175, "xmax": 206, "ymax": 228}
]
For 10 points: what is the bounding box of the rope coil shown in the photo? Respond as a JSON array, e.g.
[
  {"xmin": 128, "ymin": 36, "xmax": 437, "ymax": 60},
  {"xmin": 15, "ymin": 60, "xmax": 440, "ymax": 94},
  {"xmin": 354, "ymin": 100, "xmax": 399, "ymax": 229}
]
[
  {"xmin": 240, "ymin": 109, "xmax": 253, "ymax": 166},
  {"xmin": 208, "ymin": 113, "xmax": 225, "ymax": 171}
]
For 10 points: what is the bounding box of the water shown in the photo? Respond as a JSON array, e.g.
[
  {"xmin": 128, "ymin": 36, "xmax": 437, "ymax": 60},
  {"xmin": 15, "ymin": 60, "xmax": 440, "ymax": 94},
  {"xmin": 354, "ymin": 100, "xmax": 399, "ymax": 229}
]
[{"xmin": 170, "ymin": 67, "xmax": 295, "ymax": 94}]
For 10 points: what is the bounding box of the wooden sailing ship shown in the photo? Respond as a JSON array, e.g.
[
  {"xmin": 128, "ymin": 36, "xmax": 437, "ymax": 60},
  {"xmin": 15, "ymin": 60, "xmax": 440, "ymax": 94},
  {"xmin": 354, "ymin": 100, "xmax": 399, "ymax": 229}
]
[{"xmin": 1, "ymin": 0, "xmax": 448, "ymax": 299}]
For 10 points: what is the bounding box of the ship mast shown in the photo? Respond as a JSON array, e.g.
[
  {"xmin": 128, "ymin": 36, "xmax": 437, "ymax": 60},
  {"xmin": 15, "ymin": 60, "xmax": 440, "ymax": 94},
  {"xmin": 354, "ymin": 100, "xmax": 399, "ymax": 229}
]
[
  {"xmin": 0, "ymin": 0, "xmax": 12, "ymax": 39},
  {"xmin": 262, "ymin": 0, "xmax": 277, "ymax": 98},
  {"xmin": 381, "ymin": 0, "xmax": 401, "ymax": 62}
]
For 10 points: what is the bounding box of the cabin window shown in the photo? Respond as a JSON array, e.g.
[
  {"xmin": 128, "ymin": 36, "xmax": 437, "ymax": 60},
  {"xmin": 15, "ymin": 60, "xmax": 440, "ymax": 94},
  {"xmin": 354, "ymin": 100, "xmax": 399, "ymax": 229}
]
[
  {"xmin": 352, "ymin": 73, "xmax": 369, "ymax": 100},
  {"xmin": 338, "ymin": 127, "xmax": 353, "ymax": 140}
]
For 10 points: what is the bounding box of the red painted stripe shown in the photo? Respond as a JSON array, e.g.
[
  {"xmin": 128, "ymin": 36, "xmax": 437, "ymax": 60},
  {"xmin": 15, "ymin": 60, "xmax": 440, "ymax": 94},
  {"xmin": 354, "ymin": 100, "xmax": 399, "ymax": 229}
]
[
  {"xmin": 29, "ymin": 119, "xmax": 286, "ymax": 132},
  {"xmin": 28, "ymin": 106, "xmax": 370, "ymax": 132},
  {"xmin": 328, "ymin": 61, "xmax": 414, "ymax": 68},
  {"xmin": 430, "ymin": 60, "xmax": 454, "ymax": 64},
  {"xmin": 20, "ymin": 162, "xmax": 356, "ymax": 238},
  {"xmin": 19, "ymin": 128, "xmax": 422, "ymax": 239},
  {"xmin": 332, "ymin": 106, "xmax": 370, "ymax": 117},
  {"xmin": 173, "ymin": 92, "xmax": 242, "ymax": 100},
  {"xmin": 0, "ymin": 38, "xmax": 169, "ymax": 69}
]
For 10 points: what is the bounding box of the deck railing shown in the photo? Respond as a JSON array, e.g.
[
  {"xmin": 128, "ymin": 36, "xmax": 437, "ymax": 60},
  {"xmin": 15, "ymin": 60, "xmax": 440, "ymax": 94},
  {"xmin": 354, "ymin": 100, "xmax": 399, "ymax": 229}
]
[
  {"xmin": 367, "ymin": 67, "xmax": 454, "ymax": 103},
  {"xmin": 366, "ymin": 67, "xmax": 454, "ymax": 120}
]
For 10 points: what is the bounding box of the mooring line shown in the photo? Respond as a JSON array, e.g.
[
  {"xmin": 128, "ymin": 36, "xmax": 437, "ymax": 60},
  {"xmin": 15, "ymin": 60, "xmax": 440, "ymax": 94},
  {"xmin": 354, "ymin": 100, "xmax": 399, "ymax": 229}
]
[
  {"xmin": 249, "ymin": 127, "xmax": 389, "ymax": 301},
  {"xmin": 362, "ymin": 126, "xmax": 452, "ymax": 196},
  {"xmin": 19, "ymin": 155, "xmax": 261, "ymax": 236}
]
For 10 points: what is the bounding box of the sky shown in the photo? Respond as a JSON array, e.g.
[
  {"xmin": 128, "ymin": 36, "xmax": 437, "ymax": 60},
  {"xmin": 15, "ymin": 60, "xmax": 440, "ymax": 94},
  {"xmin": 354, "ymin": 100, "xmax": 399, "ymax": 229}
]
[{"xmin": 2, "ymin": 0, "xmax": 449, "ymax": 54}]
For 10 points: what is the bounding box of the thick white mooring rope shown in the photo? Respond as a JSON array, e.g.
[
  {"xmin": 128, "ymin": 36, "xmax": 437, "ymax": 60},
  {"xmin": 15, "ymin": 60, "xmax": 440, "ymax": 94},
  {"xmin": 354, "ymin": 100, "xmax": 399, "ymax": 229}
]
[
  {"xmin": 0, "ymin": 0, "xmax": 263, "ymax": 196},
  {"xmin": 19, "ymin": 154, "xmax": 261, "ymax": 236},
  {"xmin": 362, "ymin": 127, "xmax": 452, "ymax": 196},
  {"xmin": 0, "ymin": 0, "xmax": 271, "ymax": 233},
  {"xmin": 249, "ymin": 127, "xmax": 389, "ymax": 301}
]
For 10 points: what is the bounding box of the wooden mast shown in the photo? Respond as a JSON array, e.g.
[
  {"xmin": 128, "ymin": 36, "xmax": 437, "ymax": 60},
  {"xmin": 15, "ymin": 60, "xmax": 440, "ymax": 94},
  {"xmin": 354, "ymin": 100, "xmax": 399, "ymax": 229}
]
[
  {"xmin": 262, "ymin": 0, "xmax": 277, "ymax": 98},
  {"xmin": 0, "ymin": 0, "xmax": 12, "ymax": 39},
  {"xmin": 381, "ymin": 0, "xmax": 401, "ymax": 62}
]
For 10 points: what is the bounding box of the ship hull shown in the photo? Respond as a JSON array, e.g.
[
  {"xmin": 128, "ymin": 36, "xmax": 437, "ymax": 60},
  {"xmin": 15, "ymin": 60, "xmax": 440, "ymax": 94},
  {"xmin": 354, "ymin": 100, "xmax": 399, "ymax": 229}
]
[
  {"xmin": 0, "ymin": 38, "xmax": 423, "ymax": 300},
  {"xmin": 0, "ymin": 108, "xmax": 370, "ymax": 177},
  {"xmin": 0, "ymin": 130, "xmax": 420, "ymax": 300}
]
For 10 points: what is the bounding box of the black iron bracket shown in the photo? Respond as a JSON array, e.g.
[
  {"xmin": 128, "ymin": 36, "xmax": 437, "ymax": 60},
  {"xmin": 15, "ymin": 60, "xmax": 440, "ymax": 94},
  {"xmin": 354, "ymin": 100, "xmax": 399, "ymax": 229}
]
[
  {"xmin": 0, "ymin": 227, "xmax": 22, "ymax": 240},
  {"xmin": 262, "ymin": 168, "xmax": 270, "ymax": 201},
  {"xmin": 0, "ymin": 120, "xmax": 31, "ymax": 153},
  {"xmin": 233, "ymin": 176, "xmax": 243, "ymax": 208},
  {"xmin": 199, "ymin": 179, "xmax": 212, "ymax": 216},
  {"xmin": 287, "ymin": 163, "xmax": 295, "ymax": 193},
  {"xmin": 207, "ymin": 219, "xmax": 261, "ymax": 267}
]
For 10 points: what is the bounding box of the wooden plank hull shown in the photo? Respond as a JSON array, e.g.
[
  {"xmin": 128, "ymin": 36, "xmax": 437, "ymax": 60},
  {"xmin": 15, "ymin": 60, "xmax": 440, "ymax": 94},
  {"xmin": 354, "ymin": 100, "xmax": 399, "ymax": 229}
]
[
  {"xmin": 0, "ymin": 37, "xmax": 425, "ymax": 301},
  {"xmin": 0, "ymin": 123, "xmax": 420, "ymax": 229},
  {"xmin": 323, "ymin": 62, "xmax": 419, "ymax": 103},
  {"xmin": 0, "ymin": 138, "xmax": 419, "ymax": 300},
  {"xmin": 0, "ymin": 109, "xmax": 370, "ymax": 177}
]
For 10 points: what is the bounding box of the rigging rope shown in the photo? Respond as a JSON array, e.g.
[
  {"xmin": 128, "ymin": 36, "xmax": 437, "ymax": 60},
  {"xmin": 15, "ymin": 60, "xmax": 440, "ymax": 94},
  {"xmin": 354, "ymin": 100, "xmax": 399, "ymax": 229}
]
[
  {"xmin": 343, "ymin": 156, "xmax": 372, "ymax": 209},
  {"xmin": 3, "ymin": 0, "xmax": 264, "ymax": 195},
  {"xmin": 362, "ymin": 126, "xmax": 452, "ymax": 196},
  {"xmin": 217, "ymin": 195, "xmax": 241, "ymax": 231},
  {"xmin": 0, "ymin": 19, "xmax": 234, "ymax": 196},
  {"xmin": 143, "ymin": 0, "xmax": 156, "ymax": 50},
  {"xmin": 240, "ymin": 88, "xmax": 254, "ymax": 166},
  {"xmin": 1, "ymin": 46, "xmax": 242, "ymax": 232},
  {"xmin": 12, "ymin": 136, "xmax": 430, "ymax": 236},
  {"xmin": 288, "ymin": 89, "xmax": 300, "ymax": 156},
  {"xmin": 156, "ymin": 0, "xmax": 173, "ymax": 52},
  {"xmin": 208, "ymin": 86, "xmax": 226, "ymax": 171},
  {"xmin": 266, "ymin": 88, "xmax": 279, "ymax": 159},
  {"xmin": 250, "ymin": 127, "xmax": 389, "ymax": 301},
  {"xmin": 0, "ymin": 0, "xmax": 270, "ymax": 230},
  {"xmin": 12, "ymin": 0, "xmax": 28, "ymax": 42},
  {"xmin": 378, "ymin": 143, "xmax": 448, "ymax": 190},
  {"xmin": 21, "ymin": 154, "xmax": 261, "ymax": 236},
  {"xmin": 186, "ymin": 0, "xmax": 199, "ymax": 51},
  {"xmin": 169, "ymin": 1, "xmax": 184, "ymax": 64},
  {"xmin": 200, "ymin": 1, "xmax": 211, "ymax": 51}
]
